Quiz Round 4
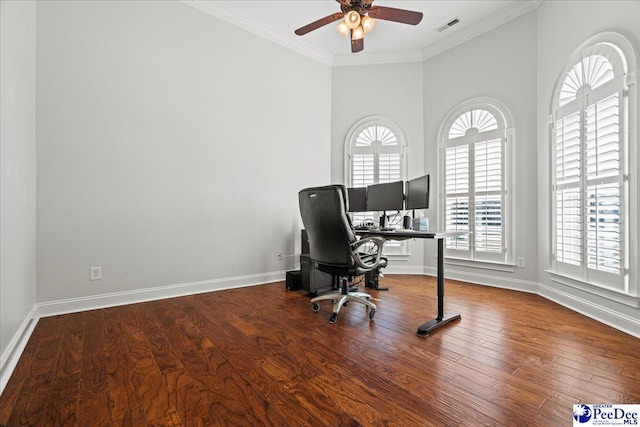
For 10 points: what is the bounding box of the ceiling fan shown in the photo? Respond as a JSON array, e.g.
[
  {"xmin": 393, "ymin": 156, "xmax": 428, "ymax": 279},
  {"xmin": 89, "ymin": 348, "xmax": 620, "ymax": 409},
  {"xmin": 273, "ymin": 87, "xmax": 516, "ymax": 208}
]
[{"xmin": 294, "ymin": 0, "xmax": 423, "ymax": 53}]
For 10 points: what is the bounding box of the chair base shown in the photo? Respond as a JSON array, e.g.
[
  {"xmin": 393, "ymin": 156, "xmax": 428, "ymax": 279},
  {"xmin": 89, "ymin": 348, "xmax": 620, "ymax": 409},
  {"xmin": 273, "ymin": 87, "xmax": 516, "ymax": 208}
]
[{"xmin": 310, "ymin": 282, "xmax": 377, "ymax": 323}]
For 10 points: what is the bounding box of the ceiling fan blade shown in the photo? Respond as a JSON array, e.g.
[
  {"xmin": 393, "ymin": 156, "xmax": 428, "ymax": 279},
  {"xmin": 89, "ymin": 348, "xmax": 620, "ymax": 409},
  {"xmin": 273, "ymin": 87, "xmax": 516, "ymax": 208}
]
[
  {"xmin": 367, "ymin": 6, "xmax": 423, "ymax": 25},
  {"xmin": 295, "ymin": 12, "xmax": 345, "ymax": 35},
  {"xmin": 351, "ymin": 37, "xmax": 364, "ymax": 53}
]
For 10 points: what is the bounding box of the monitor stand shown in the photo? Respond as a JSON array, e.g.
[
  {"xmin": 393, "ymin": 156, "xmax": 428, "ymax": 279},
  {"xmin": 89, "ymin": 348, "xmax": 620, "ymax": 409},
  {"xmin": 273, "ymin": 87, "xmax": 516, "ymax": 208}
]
[
  {"xmin": 368, "ymin": 211, "xmax": 389, "ymax": 291},
  {"xmin": 379, "ymin": 211, "xmax": 387, "ymax": 229}
]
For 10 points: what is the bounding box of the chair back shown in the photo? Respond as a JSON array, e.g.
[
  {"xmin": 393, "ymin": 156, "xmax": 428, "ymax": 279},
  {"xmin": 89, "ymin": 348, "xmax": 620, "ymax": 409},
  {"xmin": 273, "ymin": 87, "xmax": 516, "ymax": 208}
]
[{"xmin": 298, "ymin": 185, "xmax": 357, "ymax": 268}]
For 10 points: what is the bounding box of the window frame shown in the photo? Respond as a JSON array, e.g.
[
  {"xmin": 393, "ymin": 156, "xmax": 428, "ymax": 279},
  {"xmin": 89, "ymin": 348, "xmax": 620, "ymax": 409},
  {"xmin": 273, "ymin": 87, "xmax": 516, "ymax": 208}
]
[
  {"xmin": 438, "ymin": 98, "xmax": 515, "ymax": 266},
  {"xmin": 344, "ymin": 116, "xmax": 409, "ymax": 256},
  {"xmin": 549, "ymin": 32, "xmax": 637, "ymax": 296}
]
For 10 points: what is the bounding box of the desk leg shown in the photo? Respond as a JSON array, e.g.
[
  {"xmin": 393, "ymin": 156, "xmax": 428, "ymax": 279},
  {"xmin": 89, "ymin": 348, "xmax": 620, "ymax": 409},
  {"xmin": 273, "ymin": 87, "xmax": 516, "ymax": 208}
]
[{"xmin": 416, "ymin": 237, "xmax": 461, "ymax": 336}]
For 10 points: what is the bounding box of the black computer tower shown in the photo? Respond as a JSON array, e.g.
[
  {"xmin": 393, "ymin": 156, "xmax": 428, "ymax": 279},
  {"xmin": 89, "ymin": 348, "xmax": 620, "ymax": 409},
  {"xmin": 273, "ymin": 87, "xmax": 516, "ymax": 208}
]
[
  {"xmin": 285, "ymin": 270, "xmax": 301, "ymax": 291},
  {"xmin": 301, "ymin": 229, "xmax": 310, "ymax": 255},
  {"xmin": 300, "ymin": 229, "xmax": 334, "ymax": 294},
  {"xmin": 299, "ymin": 255, "xmax": 334, "ymax": 295}
]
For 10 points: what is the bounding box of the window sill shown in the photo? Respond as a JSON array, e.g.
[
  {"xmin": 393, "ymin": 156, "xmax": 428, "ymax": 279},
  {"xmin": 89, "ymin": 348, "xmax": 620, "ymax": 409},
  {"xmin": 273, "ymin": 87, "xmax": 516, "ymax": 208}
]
[
  {"xmin": 546, "ymin": 270, "xmax": 640, "ymax": 308},
  {"xmin": 444, "ymin": 257, "xmax": 515, "ymax": 273}
]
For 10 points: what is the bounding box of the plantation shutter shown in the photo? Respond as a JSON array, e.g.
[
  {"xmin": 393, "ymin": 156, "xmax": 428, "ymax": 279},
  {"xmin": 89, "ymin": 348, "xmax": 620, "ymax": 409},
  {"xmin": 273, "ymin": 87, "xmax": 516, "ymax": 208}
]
[
  {"xmin": 474, "ymin": 138, "xmax": 503, "ymax": 254},
  {"xmin": 551, "ymin": 44, "xmax": 628, "ymax": 291},
  {"xmin": 445, "ymin": 145, "xmax": 470, "ymax": 251},
  {"xmin": 554, "ymin": 111, "xmax": 582, "ymax": 268},
  {"xmin": 352, "ymin": 154, "xmax": 374, "ymax": 188},
  {"xmin": 348, "ymin": 122, "xmax": 407, "ymax": 254},
  {"xmin": 378, "ymin": 152, "xmax": 401, "ymax": 184},
  {"xmin": 585, "ymin": 93, "xmax": 622, "ymax": 275},
  {"xmin": 443, "ymin": 107, "xmax": 508, "ymax": 263}
]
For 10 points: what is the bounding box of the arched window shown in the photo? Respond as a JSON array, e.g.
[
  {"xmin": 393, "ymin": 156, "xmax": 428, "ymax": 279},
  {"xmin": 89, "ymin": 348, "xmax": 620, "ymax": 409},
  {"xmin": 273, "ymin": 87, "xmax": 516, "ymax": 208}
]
[
  {"xmin": 550, "ymin": 33, "xmax": 636, "ymax": 293},
  {"xmin": 345, "ymin": 116, "xmax": 408, "ymax": 254},
  {"xmin": 346, "ymin": 117, "xmax": 407, "ymax": 188},
  {"xmin": 439, "ymin": 99, "xmax": 513, "ymax": 263}
]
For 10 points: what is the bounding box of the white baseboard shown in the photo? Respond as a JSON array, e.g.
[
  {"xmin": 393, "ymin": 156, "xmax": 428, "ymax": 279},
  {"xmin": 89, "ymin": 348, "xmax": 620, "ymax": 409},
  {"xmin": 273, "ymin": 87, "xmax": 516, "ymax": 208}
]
[
  {"xmin": 423, "ymin": 266, "xmax": 639, "ymax": 339},
  {"xmin": 1, "ymin": 271, "xmax": 286, "ymax": 397},
  {"xmin": 424, "ymin": 265, "xmax": 540, "ymax": 294},
  {"xmin": 538, "ymin": 282, "xmax": 640, "ymax": 339},
  {"xmin": 1, "ymin": 305, "xmax": 38, "ymax": 395},
  {"xmin": 37, "ymin": 271, "xmax": 286, "ymax": 318}
]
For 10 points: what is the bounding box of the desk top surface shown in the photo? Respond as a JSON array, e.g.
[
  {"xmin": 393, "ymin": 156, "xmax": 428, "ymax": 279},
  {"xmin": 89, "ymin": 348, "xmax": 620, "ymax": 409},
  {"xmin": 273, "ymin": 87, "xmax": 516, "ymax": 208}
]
[{"xmin": 355, "ymin": 229, "xmax": 465, "ymax": 239}]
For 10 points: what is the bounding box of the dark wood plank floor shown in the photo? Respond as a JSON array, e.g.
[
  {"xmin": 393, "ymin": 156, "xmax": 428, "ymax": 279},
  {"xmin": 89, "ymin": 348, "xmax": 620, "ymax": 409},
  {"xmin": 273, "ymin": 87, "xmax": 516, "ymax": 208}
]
[{"xmin": 1, "ymin": 275, "xmax": 639, "ymax": 426}]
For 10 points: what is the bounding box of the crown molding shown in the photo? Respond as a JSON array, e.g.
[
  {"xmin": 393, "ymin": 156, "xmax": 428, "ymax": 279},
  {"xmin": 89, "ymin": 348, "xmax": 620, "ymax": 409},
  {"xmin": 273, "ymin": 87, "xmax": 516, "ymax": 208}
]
[
  {"xmin": 182, "ymin": 0, "xmax": 543, "ymax": 67},
  {"xmin": 332, "ymin": 49, "xmax": 424, "ymax": 67},
  {"xmin": 421, "ymin": 0, "xmax": 543, "ymax": 62},
  {"xmin": 180, "ymin": 0, "xmax": 333, "ymax": 66}
]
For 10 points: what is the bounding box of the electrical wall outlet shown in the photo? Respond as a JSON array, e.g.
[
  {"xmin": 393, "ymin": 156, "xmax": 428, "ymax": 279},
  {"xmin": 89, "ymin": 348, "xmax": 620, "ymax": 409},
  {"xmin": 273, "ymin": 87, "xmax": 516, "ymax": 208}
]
[
  {"xmin": 277, "ymin": 251, "xmax": 283, "ymax": 261},
  {"xmin": 90, "ymin": 266, "xmax": 102, "ymax": 281},
  {"xmin": 516, "ymin": 257, "xmax": 525, "ymax": 268}
]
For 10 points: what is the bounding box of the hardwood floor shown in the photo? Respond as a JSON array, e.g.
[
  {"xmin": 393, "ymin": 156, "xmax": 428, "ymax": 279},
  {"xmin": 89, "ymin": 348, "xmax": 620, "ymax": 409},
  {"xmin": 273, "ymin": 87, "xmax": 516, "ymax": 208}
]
[{"xmin": 1, "ymin": 275, "xmax": 639, "ymax": 426}]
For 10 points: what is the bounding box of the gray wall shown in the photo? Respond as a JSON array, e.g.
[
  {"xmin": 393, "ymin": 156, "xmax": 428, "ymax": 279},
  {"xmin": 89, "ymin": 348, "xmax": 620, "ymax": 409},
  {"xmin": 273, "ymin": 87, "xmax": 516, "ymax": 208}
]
[
  {"xmin": 0, "ymin": 0, "xmax": 37, "ymax": 387},
  {"xmin": 331, "ymin": 62, "xmax": 426, "ymax": 272},
  {"xmin": 35, "ymin": 1, "xmax": 331, "ymax": 304},
  {"xmin": 536, "ymin": 0, "xmax": 640, "ymax": 333},
  {"xmin": 422, "ymin": 11, "xmax": 539, "ymax": 285}
]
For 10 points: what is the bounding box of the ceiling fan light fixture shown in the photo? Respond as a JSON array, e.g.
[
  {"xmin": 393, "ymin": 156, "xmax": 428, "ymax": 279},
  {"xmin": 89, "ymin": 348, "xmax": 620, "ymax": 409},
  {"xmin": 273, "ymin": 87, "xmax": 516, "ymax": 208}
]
[
  {"xmin": 336, "ymin": 21, "xmax": 350, "ymax": 37},
  {"xmin": 361, "ymin": 15, "xmax": 376, "ymax": 34},
  {"xmin": 345, "ymin": 10, "xmax": 361, "ymax": 30},
  {"xmin": 294, "ymin": 1, "xmax": 424, "ymax": 53},
  {"xmin": 351, "ymin": 25, "xmax": 364, "ymax": 41}
]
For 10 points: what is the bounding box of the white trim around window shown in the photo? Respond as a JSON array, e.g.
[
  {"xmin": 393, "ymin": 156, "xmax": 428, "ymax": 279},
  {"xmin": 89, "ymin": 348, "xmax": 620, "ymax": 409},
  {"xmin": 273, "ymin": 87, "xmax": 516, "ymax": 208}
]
[
  {"xmin": 344, "ymin": 116, "xmax": 409, "ymax": 256},
  {"xmin": 437, "ymin": 98, "xmax": 515, "ymax": 267},
  {"xmin": 549, "ymin": 32, "xmax": 637, "ymax": 297}
]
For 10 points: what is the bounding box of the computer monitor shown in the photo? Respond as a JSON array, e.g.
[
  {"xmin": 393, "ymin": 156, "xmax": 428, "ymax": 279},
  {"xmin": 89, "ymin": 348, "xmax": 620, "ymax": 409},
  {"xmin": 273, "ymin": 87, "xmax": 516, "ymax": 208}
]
[
  {"xmin": 405, "ymin": 174, "xmax": 430, "ymax": 210},
  {"xmin": 346, "ymin": 187, "xmax": 367, "ymax": 212},
  {"xmin": 366, "ymin": 181, "xmax": 404, "ymax": 211}
]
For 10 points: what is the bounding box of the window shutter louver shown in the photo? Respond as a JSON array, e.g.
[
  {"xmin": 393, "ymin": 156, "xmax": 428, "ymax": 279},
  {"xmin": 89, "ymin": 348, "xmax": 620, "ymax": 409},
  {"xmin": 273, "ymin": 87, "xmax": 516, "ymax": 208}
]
[
  {"xmin": 379, "ymin": 153, "xmax": 401, "ymax": 183},
  {"xmin": 585, "ymin": 93, "xmax": 621, "ymax": 275},
  {"xmin": 352, "ymin": 154, "xmax": 374, "ymax": 188},
  {"xmin": 475, "ymin": 139, "xmax": 503, "ymax": 253},
  {"xmin": 554, "ymin": 111, "xmax": 583, "ymax": 266},
  {"xmin": 556, "ymin": 188, "xmax": 582, "ymax": 266},
  {"xmin": 555, "ymin": 112, "xmax": 582, "ymax": 186},
  {"xmin": 445, "ymin": 145, "xmax": 470, "ymax": 251}
]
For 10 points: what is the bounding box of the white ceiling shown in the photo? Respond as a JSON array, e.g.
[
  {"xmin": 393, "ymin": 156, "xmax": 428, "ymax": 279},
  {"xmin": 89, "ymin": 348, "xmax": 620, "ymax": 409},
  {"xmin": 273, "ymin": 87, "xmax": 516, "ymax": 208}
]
[{"xmin": 182, "ymin": 0, "xmax": 542, "ymax": 66}]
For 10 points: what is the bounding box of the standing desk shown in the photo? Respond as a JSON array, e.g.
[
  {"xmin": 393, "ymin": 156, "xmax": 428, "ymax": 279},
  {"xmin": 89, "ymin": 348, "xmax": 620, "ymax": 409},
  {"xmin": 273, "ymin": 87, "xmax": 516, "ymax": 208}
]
[{"xmin": 355, "ymin": 229, "xmax": 463, "ymax": 336}]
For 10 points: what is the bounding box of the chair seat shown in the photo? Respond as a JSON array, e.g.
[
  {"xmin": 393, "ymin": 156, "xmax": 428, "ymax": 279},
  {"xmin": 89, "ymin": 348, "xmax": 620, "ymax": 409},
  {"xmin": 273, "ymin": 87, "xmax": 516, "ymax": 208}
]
[{"xmin": 316, "ymin": 255, "xmax": 387, "ymax": 277}]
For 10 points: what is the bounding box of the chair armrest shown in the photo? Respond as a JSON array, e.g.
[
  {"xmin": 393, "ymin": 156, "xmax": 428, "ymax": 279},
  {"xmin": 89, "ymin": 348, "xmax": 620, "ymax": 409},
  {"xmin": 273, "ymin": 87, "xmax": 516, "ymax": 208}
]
[{"xmin": 351, "ymin": 236, "xmax": 387, "ymax": 271}]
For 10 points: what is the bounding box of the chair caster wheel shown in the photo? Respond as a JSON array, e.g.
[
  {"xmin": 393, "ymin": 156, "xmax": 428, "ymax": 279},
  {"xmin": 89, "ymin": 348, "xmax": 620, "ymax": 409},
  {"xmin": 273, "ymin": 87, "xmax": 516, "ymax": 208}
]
[
  {"xmin": 369, "ymin": 309, "xmax": 376, "ymax": 320},
  {"xmin": 312, "ymin": 303, "xmax": 320, "ymax": 312},
  {"xmin": 329, "ymin": 313, "xmax": 338, "ymax": 323}
]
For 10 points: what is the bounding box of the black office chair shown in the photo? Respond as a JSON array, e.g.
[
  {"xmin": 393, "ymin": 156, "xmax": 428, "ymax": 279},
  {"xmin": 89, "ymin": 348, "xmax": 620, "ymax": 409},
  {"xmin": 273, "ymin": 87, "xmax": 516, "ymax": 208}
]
[{"xmin": 298, "ymin": 185, "xmax": 388, "ymax": 323}]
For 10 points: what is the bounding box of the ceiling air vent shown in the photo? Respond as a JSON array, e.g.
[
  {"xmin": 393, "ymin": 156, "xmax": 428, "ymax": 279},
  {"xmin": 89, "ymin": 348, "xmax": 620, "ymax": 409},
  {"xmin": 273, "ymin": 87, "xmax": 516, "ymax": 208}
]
[{"xmin": 436, "ymin": 18, "xmax": 460, "ymax": 33}]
